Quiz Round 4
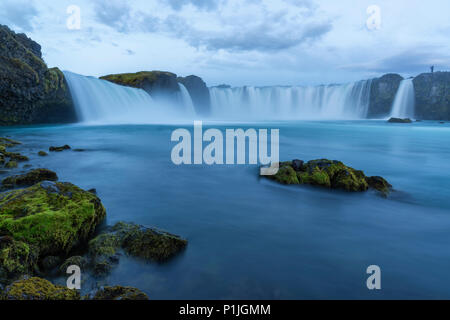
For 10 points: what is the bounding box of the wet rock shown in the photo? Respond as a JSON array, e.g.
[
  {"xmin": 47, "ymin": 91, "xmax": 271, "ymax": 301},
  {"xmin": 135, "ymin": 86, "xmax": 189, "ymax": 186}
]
[
  {"xmin": 40, "ymin": 256, "xmax": 62, "ymax": 272},
  {"xmin": 1, "ymin": 168, "xmax": 58, "ymax": 188},
  {"xmin": 85, "ymin": 286, "xmax": 148, "ymax": 300},
  {"xmin": 59, "ymin": 256, "xmax": 88, "ymax": 275},
  {"xmin": 388, "ymin": 117, "xmax": 413, "ymax": 123},
  {"xmin": 265, "ymin": 159, "xmax": 391, "ymax": 195},
  {"xmin": 1, "ymin": 277, "xmax": 79, "ymax": 300},
  {"xmin": 0, "ymin": 239, "xmax": 39, "ymax": 285},
  {"xmin": 5, "ymin": 161, "xmax": 18, "ymax": 169},
  {"xmin": 38, "ymin": 151, "xmax": 48, "ymax": 156},
  {"xmin": 49, "ymin": 145, "xmax": 71, "ymax": 152}
]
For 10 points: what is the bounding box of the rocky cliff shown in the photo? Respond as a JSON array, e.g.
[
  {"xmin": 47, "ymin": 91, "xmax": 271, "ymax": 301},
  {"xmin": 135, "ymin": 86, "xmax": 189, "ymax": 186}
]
[
  {"xmin": 367, "ymin": 73, "xmax": 403, "ymax": 118},
  {"xmin": 177, "ymin": 75, "xmax": 211, "ymax": 116},
  {"xmin": 413, "ymin": 72, "xmax": 450, "ymax": 120},
  {"xmin": 0, "ymin": 25, "xmax": 76, "ymax": 126}
]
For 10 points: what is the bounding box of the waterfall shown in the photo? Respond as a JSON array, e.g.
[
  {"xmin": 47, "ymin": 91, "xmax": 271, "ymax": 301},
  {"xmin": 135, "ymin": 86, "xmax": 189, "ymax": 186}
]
[
  {"xmin": 178, "ymin": 83, "xmax": 196, "ymax": 116},
  {"xmin": 63, "ymin": 71, "xmax": 196, "ymax": 124},
  {"xmin": 390, "ymin": 78, "xmax": 415, "ymax": 119},
  {"xmin": 209, "ymin": 80, "xmax": 373, "ymax": 120}
]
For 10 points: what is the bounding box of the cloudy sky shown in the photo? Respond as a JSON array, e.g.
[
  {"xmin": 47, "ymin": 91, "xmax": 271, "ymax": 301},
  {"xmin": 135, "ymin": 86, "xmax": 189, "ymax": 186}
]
[{"xmin": 1, "ymin": 0, "xmax": 449, "ymax": 86}]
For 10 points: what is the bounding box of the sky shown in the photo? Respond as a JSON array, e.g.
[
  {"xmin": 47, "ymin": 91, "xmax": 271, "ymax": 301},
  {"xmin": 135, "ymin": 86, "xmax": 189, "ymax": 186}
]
[{"xmin": 1, "ymin": 0, "xmax": 449, "ymax": 86}]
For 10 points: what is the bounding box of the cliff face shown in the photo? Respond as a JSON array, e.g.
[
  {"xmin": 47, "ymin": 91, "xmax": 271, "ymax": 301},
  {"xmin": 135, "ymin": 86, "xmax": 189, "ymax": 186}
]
[
  {"xmin": 413, "ymin": 72, "xmax": 450, "ymax": 120},
  {"xmin": 177, "ymin": 75, "xmax": 211, "ymax": 116},
  {"xmin": 367, "ymin": 73, "xmax": 403, "ymax": 118},
  {"xmin": 0, "ymin": 25, "xmax": 76, "ymax": 126}
]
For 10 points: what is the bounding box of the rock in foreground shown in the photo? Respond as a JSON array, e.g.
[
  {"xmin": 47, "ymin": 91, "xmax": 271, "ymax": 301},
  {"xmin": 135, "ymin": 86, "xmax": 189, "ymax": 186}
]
[
  {"xmin": 1, "ymin": 277, "xmax": 79, "ymax": 300},
  {"xmin": 86, "ymin": 286, "xmax": 149, "ymax": 300},
  {"xmin": 0, "ymin": 181, "xmax": 106, "ymax": 258},
  {"xmin": 264, "ymin": 159, "xmax": 392, "ymax": 196}
]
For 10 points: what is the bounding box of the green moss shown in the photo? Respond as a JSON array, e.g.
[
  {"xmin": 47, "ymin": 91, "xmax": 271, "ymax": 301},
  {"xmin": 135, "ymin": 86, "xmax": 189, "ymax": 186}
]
[
  {"xmin": 1, "ymin": 277, "xmax": 79, "ymax": 300},
  {"xmin": 2, "ymin": 168, "xmax": 58, "ymax": 188},
  {"xmin": 86, "ymin": 286, "xmax": 148, "ymax": 300},
  {"xmin": 0, "ymin": 239, "xmax": 38, "ymax": 280},
  {"xmin": 269, "ymin": 165, "xmax": 299, "ymax": 185},
  {"xmin": 38, "ymin": 151, "xmax": 48, "ymax": 156},
  {"xmin": 100, "ymin": 71, "xmax": 176, "ymax": 88},
  {"xmin": 0, "ymin": 181, "xmax": 106, "ymax": 257},
  {"xmin": 5, "ymin": 161, "xmax": 18, "ymax": 169}
]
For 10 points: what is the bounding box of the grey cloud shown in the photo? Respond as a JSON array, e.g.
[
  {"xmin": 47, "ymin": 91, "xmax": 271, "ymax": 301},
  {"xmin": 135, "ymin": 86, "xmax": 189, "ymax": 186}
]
[
  {"xmin": 0, "ymin": 0, "xmax": 39, "ymax": 32},
  {"xmin": 343, "ymin": 50, "xmax": 450, "ymax": 75},
  {"xmin": 165, "ymin": 0, "xmax": 223, "ymax": 11}
]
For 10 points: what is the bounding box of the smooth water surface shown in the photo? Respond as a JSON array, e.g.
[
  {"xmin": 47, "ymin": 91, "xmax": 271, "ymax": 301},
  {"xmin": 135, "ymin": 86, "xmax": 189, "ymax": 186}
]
[{"xmin": 1, "ymin": 120, "xmax": 450, "ymax": 299}]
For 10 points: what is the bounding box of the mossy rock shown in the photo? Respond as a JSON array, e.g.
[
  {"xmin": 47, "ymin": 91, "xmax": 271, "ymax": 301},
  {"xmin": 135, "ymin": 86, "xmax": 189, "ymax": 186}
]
[
  {"xmin": 264, "ymin": 159, "xmax": 391, "ymax": 195},
  {"xmin": 0, "ymin": 181, "xmax": 106, "ymax": 257},
  {"xmin": 2, "ymin": 168, "xmax": 58, "ymax": 188},
  {"xmin": 1, "ymin": 277, "xmax": 79, "ymax": 300},
  {"xmin": 49, "ymin": 145, "xmax": 71, "ymax": 152},
  {"xmin": 0, "ymin": 238, "xmax": 39, "ymax": 284},
  {"xmin": 87, "ymin": 222, "xmax": 187, "ymax": 275},
  {"xmin": 4, "ymin": 161, "xmax": 18, "ymax": 169},
  {"xmin": 388, "ymin": 117, "xmax": 413, "ymax": 123},
  {"xmin": 85, "ymin": 286, "xmax": 148, "ymax": 300},
  {"xmin": 59, "ymin": 256, "xmax": 88, "ymax": 275},
  {"xmin": 38, "ymin": 151, "xmax": 48, "ymax": 156}
]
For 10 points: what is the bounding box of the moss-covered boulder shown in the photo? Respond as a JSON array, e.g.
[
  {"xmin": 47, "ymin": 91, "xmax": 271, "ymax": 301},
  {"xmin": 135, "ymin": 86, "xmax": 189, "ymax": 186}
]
[
  {"xmin": 87, "ymin": 222, "xmax": 187, "ymax": 276},
  {"xmin": 265, "ymin": 159, "xmax": 391, "ymax": 195},
  {"xmin": 59, "ymin": 256, "xmax": 88, "ymax": 275},
  {"xmin": 0, "ymin": 181, "xmax": 106, "ymax": 257},
  {"xmin": 38, "ymin": 151, "xmax": 48, "ymax": 156},
  {"xmin": 0, "ymin": 238, "xmax": 39, "ymax": 284},
  {"xmin": 1, "ymin": 277, "xmax": 79, "ymax": 300},
  {"xmin": 4, "ymin": 161, "xmax": 17, "ymax": 169},
  {"xmin": 2, "ymin": 168, "xmax": 58, "ymax": 188},
  {"xmin": 49, "ymin": 145, "xmax": 71, "ymax": 152},
  {"xmin": 85, "ymin": 286, "xmax": 149, "ymax": 300}
]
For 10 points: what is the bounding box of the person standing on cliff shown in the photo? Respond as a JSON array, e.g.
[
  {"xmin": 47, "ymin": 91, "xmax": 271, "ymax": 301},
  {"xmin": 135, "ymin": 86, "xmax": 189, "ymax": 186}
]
[{"xmin": 431, "ymin": 66, "xmax": 434, "ymax": 73}]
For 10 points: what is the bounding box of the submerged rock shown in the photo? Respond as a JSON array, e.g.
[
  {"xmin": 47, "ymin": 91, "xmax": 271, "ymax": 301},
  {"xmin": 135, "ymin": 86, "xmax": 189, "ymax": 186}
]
[
  {"xmin": 85, "ymin": 286, "xmax": 149, "ymax": 300},
  {"xmin": 1, "ymin": 168, "xmax": 58, "ymax": 188},
  {"xmin": 0, "ymin": 181, "xmax": 106, "ymax": 258},
  {"xmin": 4, "ymin": 161, "xmax": 17, "ymax": 169},
  {"xmin": 49, "ymin": 145, "xmax": 71, "ymax": 152},
  {"xmin": 1, "ymin": 277, "xmax": 79, "ymax": 300},
  {"xmin": 388, "ymin": 117, "xmax": 413, "ymax": 123},
  {"xmin": 264, "ymin": 159, "xmax": 392, "ymax": 196},
  {"xmin": 38, "ymin": 151, "xmax": 48, "ymax": 156}
]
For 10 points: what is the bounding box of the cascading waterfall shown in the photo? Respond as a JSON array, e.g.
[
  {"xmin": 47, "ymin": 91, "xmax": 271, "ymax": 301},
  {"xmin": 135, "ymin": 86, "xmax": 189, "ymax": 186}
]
[
  {"xmin": 390, "ymin": 78, "xmax": 415, "ymax": 119},
  {"xmin": 209, "ymin": 79, "xmax": 373, "ymax": 120},
  {"xmin": 63, "ymin": 71, "xmax": 196, "ymax": 124},
  {"xmin": 178, "ymin": 83, "xmax": 196, "ymax": 116}
]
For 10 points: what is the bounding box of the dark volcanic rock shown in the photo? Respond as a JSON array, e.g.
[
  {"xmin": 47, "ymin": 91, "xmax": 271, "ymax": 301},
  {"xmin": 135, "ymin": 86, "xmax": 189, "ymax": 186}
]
[
  {"xmin": 388, "ymin": 117, "xmax": 413, "ymax": 123},
  {"xmin": 0, "ymin": 25, "xmax": 76, "ymax": 126},
  {"xmin": 177, "ymin": 75, "xmax": 211, "ymax": 115},
  {"xmin": 413, "ymin": 72, "xmax": 450, "ymax": 120},
  {"xmin": 368, "ymin": 74, "xmax": 404, "ymax": 118}
]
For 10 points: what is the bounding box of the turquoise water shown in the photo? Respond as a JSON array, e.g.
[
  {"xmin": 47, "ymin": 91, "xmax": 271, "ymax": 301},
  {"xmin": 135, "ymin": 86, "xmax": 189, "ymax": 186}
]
[{"xmin": 1, "ymin": 120, "xmax": 450, "ymax": 299}]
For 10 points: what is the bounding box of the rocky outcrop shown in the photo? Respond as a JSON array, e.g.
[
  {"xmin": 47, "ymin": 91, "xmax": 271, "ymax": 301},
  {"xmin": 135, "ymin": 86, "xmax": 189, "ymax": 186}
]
[
  {"xmin": 177, "ymin": 75, "xmax": 211, "ymax": 115},
  {"xmin": 1, "ymin": 277, "xmax": 80, "ymax": 300},
  {"xmin": 387, "ymin": 117, "xmax": 412, "ymax": 123},
  {"xmin": 85, "ymin": 286, "xmax": 149, "ymax": 300},
  {"xmin": 413, "ymin": 72, "xmax": 450, "ymax": 120},
  {"xmin": 1, "ymin": 168, "xmax": 58, "ymax": 188},
  {"xmin": 367, "ymin": 73, "xmax": 403, "ymax": 118},
  {"xmin": 264, "ymin": 159, "xmax": 392, "ymax": 197},
  {"xmin": 0, "ymin": 25, "xmax": 76, "ymax": 125},
  {"xmin": 100, "ymin": 71, "xmax": 181, "ymax": 102}
]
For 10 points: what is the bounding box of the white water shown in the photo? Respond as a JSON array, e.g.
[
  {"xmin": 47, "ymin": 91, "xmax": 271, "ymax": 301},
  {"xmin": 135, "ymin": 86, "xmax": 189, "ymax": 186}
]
[
  {"xmin": 178, "ymin": 83, "xmax": 196, "ymax": 116},
  {"xmin": 64, "ymin": 71, "xmax": 196, "ymax": 124},
  {"xmin": 390, "ymin": 78, "xmax": 415, "ymax": 119},
  {"xmin": 209, "ymin": 80, "xmax": 373, "ymax": 120}
]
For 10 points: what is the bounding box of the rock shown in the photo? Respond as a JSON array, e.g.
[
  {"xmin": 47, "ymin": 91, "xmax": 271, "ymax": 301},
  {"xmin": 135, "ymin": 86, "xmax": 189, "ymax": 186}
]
[
  {"xmin": 40, "ymin": 256, "xmax": 62, "ymax": 272},
  {"xmin": 4, "ymin": 161, "xmax": 17, "ymax": 169},
  {"xmin": 88, "ymin": 188, "xmax": 97, "ymax": 195},
  {"xmin": 291, "ymin": 159, "xmax": 304, "ymax": 171},
  {"xmin": 38, "ymin": 151, "xmax": 48, "ymax": 156},
  {"xmin": 2, "ymin": 168, "xmax": 58, "ymax": 188},
  {"xmin": 85, "ymin": 286, "xmax": 148, "ymax": 300},
  {"xmin": 87, "ymin": 222, "xmax": 187, "ymax": 275},
  {"xmin": 59, "ymin": 256, "xmax": 88, "ymax": 275},
  {"xmin": 366, "ymin": 176, "xmax": 392, "ymax": 197},
  {"xmin": 1, "ymin": 277, "xmax": 79, "ymax": 300},
  {"xmin": 388, "ymin": 117, "xmax": 413, "ymax": 123},
  {"xmin": 49, "ymin": 145, "xmax": 71, "ymax": 152},
  {"xmin": 413, "ymin": 72, "xmax": 450, "ymax": 120},
  {"xmin": 368, "ymin": 74, "xmax": 404, "ymax": 118},
  {"xmin": 177, "ymin": 75, "xmax": 211, "ymax": 115},
  {"xmin": 0, "ymin": 239, "xmax": 39, "ymax": 285},
  {"xmin": 0, "ymin": 181, "xmax": 106, "ymax": 258},
  {"xmin": 100, "ymin": 71, "xmax": 181, "ymax": 104},
  {"xmin": 265, "ymin": 159, "xmax": 391, "ymax": 195},
  {"xmin": 73, "ymin": 149, "xmax": 85, "ymax": 152},
  {"xmin": 0, "ymin": 25, "xmax": 76, "ymax": 126},
  {"xmin": 3, "ymin": 152, "xmax": 29, "ymax": 162}
]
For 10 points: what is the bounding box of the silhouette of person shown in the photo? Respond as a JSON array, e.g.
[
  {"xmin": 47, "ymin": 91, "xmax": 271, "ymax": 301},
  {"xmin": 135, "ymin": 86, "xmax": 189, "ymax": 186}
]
[{"xmin": 431, "ymin": 66, "xmax": 434, "ymax": 73}]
